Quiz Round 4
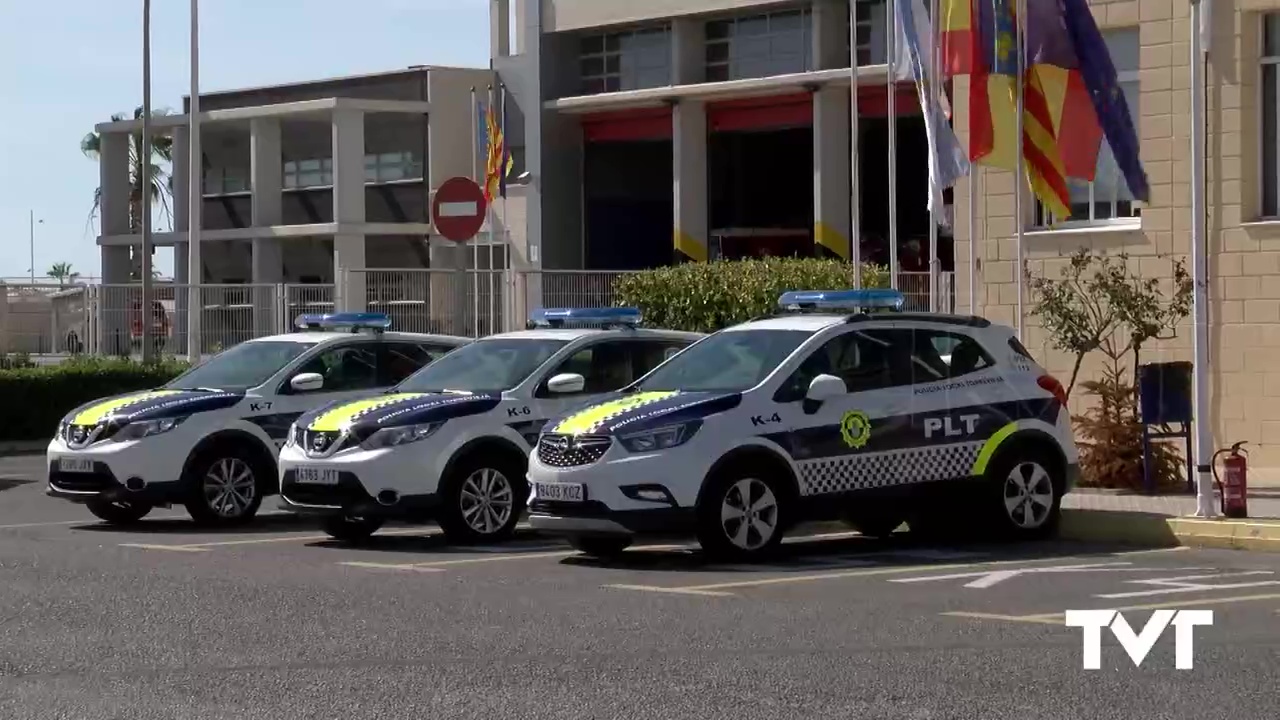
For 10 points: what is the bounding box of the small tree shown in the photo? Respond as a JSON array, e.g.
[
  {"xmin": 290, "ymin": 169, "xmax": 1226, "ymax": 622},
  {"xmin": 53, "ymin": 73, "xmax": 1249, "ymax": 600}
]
[
  {"xmin": 1027, "ymin": 248, "xmax": 1194, "ymax": 491},
  {"xmin": 47, "ymin": 262, "xmax": 80, "ymax": 289}
]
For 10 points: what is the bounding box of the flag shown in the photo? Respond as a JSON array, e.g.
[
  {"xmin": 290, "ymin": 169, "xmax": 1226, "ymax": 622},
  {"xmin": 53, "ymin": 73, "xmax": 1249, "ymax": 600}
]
[
  {"xmin": 896, "ymin": 0, "xmax": 970, "ymax": 223},
  {"xmin": 1058, "ymin": 0, "xmax": 1149, "ymax": 202},
  {"xmin": 481, "ymin": 91, "xmax": 514, "ymax": 203},
  {"xmin": 1023, "ymin": 0, "xmax": 1104, "ymax": 181},
  {"xmin": 939, "ymin": 0, "xmax": 979, "ymax": 75}
]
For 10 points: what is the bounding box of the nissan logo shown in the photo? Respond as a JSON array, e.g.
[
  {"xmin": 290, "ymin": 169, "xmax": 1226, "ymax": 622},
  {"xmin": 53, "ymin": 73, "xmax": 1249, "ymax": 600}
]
[{"xmin": 311, "ymin": 434, "xmax": 329, "ymax": 452}]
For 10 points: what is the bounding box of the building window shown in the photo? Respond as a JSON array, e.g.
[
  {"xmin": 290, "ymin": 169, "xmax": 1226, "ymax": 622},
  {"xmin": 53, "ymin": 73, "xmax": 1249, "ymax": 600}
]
[
  {"xmin": 579, "ymin": 27, "xmax": 672, "ymax": 94},
  {"xmin": 1034, "ymin": 28, "xmax": 1140, "ymax": 227},
  {"xmin": 845, "ymin": 0, "xmax": 881, "ymax": 66},
  {"xmin": 202, "ymin": 168, "xmax": 249, "ymax": 195},
  {"xmin": 282, "ymin": 152, "xmax": 423, "ymax": 189},
  {"xmin": 705, "ymin": 9, "xmax": 813, "ymax": 82},
  {"xmin": 1262, "ymin": 15, "xmax": 1280, "ymax": 216}
]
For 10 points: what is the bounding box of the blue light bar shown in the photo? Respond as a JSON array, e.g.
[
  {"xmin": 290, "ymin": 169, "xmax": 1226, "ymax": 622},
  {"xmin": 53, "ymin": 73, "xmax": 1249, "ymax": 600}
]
[
  {"xmin": 529, "ymin": 307, "xmax": 643, "ymax": 327},
  {"xmin": 295, "ymin": 312, "xmax": 393, "ymax": 332},
  {"xmin": 777, "ymin": 289, "xmax": 905, "ymax": 313}
]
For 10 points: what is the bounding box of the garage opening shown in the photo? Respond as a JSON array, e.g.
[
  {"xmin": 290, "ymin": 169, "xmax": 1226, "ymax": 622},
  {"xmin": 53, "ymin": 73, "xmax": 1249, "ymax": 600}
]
[
  {"xmin": 708, "ymin": 93, "xmax": 814, "ymax": 260},
  {"xmin": 582, "ymin": 109, "xmax": 674, "ymax": 270}
]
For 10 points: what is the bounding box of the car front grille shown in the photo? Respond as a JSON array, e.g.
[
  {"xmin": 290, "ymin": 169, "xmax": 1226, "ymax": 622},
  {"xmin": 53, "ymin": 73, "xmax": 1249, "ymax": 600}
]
[
  {"xmin": 301, "ymin": 430, "xmax": 343, "ymax": 457},
  {"xmin": 536, "ymin": 434, "xmax": 612, "ymax": 468}
]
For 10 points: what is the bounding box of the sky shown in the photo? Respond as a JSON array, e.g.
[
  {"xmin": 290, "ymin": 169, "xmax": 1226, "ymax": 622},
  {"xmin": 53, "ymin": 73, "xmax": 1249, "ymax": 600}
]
[{"xmin": 0, "ymin": 0, "xmax": 491, "ymax": 282}]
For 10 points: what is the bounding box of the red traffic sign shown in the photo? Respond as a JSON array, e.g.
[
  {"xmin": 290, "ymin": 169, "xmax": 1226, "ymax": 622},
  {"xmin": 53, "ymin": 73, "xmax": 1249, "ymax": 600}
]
[{"xmin": 431, "ymin": 176, "xmax": 488, "ymax": 243}]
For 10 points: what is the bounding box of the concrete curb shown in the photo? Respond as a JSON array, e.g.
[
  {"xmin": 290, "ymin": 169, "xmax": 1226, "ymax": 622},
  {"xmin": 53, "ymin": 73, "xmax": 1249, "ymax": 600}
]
[
  {"xmin": 1061, "ymin": 509, "xmax": 1280, "ymax": 552},
  {"xmin": 0, "ymin": 441, "xmax": 44, "ymax": 457}
]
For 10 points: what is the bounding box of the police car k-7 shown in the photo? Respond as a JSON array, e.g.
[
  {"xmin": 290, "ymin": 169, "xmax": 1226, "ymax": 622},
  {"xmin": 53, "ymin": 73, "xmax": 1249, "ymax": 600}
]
[
  {"xmin": 276, "ymin": 308, "xmax": 703, "ymax": 544},
  {"xmin": 526, "ymin": 290, "xmax": 1080, "ymax": 560},
  {"xmin": 46, "ymin": 313, "xmax": 469, "ymax": 526}
]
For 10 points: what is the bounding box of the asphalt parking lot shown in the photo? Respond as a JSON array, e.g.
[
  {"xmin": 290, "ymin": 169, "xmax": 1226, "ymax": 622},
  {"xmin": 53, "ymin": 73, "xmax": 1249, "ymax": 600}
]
[{"xmin": 2, "ymin": 453, "xmax": 1279, "ymax": 720}]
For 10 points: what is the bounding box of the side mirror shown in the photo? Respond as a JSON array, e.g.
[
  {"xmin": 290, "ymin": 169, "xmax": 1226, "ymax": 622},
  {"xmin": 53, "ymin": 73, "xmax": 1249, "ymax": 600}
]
[
  {"xmin": 290, "ymin": 372, "xmax": 325, "ymax": 393},
  {"xmin": 546, "ymin": 372, "xmax": 585, "ymax": 395},
  {"xmin": 805, "ymin": 374, "xmax": 846, "ymax": 404}
]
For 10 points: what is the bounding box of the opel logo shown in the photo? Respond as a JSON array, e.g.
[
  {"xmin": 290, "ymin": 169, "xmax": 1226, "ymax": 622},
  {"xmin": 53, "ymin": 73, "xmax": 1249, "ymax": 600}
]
[{"xmin": 545, "ymin": 435, "xmax": 570, "ymax": 452}]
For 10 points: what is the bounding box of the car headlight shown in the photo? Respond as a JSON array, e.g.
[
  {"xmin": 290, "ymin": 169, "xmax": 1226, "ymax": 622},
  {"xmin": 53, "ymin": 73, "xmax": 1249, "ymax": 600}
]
[
  {"xmin": 359, "ymin": 422, "xmax": 444, "ymax": 450},
  {"xmin": 618, "ymin": 420, "xmax": 701, "ymax": 453},
  {"xmin": 114, "ymin": 416, "xmax": 188, "ymax": 441},
  {"xmin": 284, "ymin": 423, "xmax": 303, "ymax": 449}
]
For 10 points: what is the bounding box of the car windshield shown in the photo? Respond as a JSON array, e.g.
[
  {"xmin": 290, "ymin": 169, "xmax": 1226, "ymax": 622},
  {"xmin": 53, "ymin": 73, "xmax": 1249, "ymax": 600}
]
[
  {"xmin": 631, "ymin": 329, "xmax": 812, "ymax": 393},
  {"xmin": 395, "ymin": 338, "xmax": 569, "ymax": 394},
  {"xmin": 165, "ymin": 341, "xmax": 314, "ymax": 391}
]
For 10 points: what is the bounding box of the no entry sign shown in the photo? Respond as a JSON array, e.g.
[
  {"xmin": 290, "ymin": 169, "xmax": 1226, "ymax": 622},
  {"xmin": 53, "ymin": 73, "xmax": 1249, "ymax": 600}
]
[{"xmin": 431, "ymin": 176, "xmax": 487, "ymax": 242}]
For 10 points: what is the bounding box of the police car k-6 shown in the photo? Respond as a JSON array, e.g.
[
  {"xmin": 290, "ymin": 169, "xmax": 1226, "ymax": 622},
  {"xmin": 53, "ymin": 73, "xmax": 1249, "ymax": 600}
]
[
  {"xmin": 526, "ymin": 290, "xmax": 1080, "ymax": 560},
  {"xmin": 46, "ymin": 313, "xmax": 469, "ymax": 526},
  {"xmin": 276, "ymin": 307, "xmax": 703, "ymax": 544}
]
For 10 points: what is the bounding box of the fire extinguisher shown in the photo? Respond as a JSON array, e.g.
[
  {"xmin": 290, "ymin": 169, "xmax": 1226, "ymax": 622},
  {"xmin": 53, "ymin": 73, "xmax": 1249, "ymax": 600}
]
[{"xmin": 1211, "ymin": 441, "xmax": 1249, "ymax": 519}]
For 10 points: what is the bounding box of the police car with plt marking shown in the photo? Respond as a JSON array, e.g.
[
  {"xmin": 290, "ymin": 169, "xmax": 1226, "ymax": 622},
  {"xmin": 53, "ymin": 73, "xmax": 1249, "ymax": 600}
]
[
  {"xmin": 276, "ymin": 308, "xmax": 703, "ymax": 544},
  {"xmin": 526, "ymin": 289, "xmax": 1080, "ymax": 561},
  {"xmin": 46, "ymin": 313, "xmax": 469, "ymax": 526}
]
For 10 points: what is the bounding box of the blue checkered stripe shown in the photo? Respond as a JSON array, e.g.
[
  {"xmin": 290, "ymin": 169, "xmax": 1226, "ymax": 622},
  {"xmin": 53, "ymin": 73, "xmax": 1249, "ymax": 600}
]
[{"xmin": 796, "ymin": 441, "xmax": 985, "ymax": 496}]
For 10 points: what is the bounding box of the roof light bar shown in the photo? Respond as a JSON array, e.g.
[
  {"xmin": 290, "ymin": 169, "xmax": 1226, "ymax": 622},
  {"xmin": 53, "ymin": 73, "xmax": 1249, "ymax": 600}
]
[
  {"xmin": 778, "ymin": 289, "xmax": 905, "ymax": 313},
  {"xmin": 529, "ymin": 307, "xmax": 643, "ymax": 328},
  {"xmin": 295, "ymin": 312, "xmax": 393, "ymax": 332}
]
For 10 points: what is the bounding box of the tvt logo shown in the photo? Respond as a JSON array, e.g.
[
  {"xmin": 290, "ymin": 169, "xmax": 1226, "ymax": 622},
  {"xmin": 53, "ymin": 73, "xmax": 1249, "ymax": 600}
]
[
  {"xmin": 1066, "ymin": 609, "xmax": 1213, "ymax": 669},
  {"xmin": 922, "ymin": 413, "xmax": 980, "ymax": 439}
]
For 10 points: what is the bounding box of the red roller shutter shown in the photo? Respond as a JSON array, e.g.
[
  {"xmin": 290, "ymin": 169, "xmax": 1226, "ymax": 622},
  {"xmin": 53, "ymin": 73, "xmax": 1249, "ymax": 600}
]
[
  {"xmin": 707, "ymin": 92, "xmax": 813, "ymax": 132},
  {"xmin": 857, "ymin": 82, "xmax": 922, "ymax": 117},
  {"xmin": 582, "ymin": 107, "xmax": 673, "ymax": 142}
]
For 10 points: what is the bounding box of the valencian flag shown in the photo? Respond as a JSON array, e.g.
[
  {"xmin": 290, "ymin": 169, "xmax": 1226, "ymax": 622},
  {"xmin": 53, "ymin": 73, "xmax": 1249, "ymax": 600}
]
[
  {"xmin": 939, "ymin": 0, "xmax": 1147, "ymax": 221},
  {"xmin": 478, "ymin": 90, "xmax": 514, "ymax": 204}
]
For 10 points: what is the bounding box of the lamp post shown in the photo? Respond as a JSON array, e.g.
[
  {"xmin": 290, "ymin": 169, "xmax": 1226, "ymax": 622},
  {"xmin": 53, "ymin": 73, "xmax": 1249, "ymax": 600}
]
[
  {"xmin": 187, "ymin": 0, "xmax": 202, "ymax": 361},
  {"xmin": 28, "ymin": 210, "xmax": 43, "ymax": 283}
]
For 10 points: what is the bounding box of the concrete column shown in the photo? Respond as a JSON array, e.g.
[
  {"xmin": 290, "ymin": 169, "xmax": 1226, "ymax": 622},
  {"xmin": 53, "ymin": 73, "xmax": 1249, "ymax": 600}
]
[
  {"xmin": 490, "ymin": 0, "xmax": 510, "ymax": 57},
  {"xmin": 811, "ymin": 0, "xmax": 849, "ymax": 70},
  {"xmin": 673, "ymin": 100, "xmax": 708, "ymax": 262},
  {"xmin": 0, "ymin": 281, "xmax": 8, "ymax": 354},
  {"xmin": 813, "ymin": 86, "xmax": 852, "ymax": 260},
  {"xmin": 97, "ymin": 131, "xmax": 133, "ymax": 356},
  {"xmin": 332, "ymin": 109, "xmax": 367, "ymax": 312},
  {"xmin": 171, "ymin": 126, "xmax": 190, "ymax": 348},
  {"xmin": 251, "ymin": 118, "xmax": 284, "ymax": 334},
  {"xmin": 672, "ymin": 18, "xmax": 704, "ymax": 85}
]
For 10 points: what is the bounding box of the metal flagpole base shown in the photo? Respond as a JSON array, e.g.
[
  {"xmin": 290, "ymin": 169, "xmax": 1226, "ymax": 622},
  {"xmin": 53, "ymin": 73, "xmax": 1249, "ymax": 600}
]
[{"xmin": 1193, "ymin": 466, "xmax": 1219, "ymax": 517}]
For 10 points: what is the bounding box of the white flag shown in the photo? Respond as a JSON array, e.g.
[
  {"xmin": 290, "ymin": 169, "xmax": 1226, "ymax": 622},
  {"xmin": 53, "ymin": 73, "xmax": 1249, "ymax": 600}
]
[{"xmin": 894, "ymin": 0, "xmax": 969, "ymax": 226}]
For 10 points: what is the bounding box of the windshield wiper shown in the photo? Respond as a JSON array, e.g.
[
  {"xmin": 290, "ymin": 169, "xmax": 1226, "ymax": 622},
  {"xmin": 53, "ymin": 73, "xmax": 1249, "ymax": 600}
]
[{"xmin": 173, "ymin": 386, "xmax": 225, "ymax": 392}]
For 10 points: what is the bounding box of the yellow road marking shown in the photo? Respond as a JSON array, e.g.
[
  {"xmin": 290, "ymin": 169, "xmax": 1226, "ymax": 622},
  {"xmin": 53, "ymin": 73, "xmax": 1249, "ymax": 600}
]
[
  {"xmin": 609, "ymin": 546, "xmax": 1193, "ymax": 596},
  {"xmin": 340, "ymin": 543, "xmax": 688, "ymax": 571},
  {"xmin": 120, "ymin": 527, "xmax": 429, "ymax": 552},
  {"xmin": 945, "ymin": 592, "xmax": 1280, "ymax": 625}
]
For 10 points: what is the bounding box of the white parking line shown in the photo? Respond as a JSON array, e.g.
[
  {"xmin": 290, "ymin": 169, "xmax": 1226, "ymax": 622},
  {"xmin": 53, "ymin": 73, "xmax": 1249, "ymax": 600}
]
[
  {"xmin": 120, "ymin": 527, "xmax": 430, "ymax": 552},
  {"xmin": 946, "ymin": 592, "xmax": 1280, "ymax": 625}
]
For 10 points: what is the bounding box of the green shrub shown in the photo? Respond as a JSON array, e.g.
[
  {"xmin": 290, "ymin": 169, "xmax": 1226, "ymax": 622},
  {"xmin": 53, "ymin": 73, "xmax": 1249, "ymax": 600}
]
[
  {"xmin": 615, "ymin": 258, "xmax": 889, "ymax": 333},
  {"xmin": 0, "ymin": 356, "xmax": 189, "ymax": 442}
]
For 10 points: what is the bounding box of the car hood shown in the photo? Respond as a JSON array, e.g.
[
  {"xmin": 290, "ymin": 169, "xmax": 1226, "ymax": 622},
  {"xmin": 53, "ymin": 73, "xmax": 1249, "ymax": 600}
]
[
  {"xmin": 545, "ymin": 390, "xmax": 742, "ymax": 436},
  {"xmin": 297, "ymin": 391, "xmax": 502, "ymax": 433},
  {"xmin": 64, "ymin": 389, "xmax": 244, "ymax": 426}
]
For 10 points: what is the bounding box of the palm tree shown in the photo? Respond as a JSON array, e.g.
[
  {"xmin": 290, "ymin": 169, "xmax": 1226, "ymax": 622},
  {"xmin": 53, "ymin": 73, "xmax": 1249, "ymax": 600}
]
[
  {"xmin": 82, "ymin": 107, "xmax": 176, "ymax": 278},
  {"xmin": 47, "ymin": 262, "xmax": 81, "ymax": 289}
]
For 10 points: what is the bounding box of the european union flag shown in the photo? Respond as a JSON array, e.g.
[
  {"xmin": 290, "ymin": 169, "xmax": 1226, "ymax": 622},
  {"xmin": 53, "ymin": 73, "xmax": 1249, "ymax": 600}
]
[{"xmin": 1059, "ymin": 0, "xmax": 1149, "ymax": 202}]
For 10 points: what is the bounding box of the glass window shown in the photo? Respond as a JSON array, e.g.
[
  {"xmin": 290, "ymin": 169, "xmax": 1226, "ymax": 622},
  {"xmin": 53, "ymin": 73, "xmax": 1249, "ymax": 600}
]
[
  {"xmin": 379, "ymin": 342, "xmax": 457, "ymax": 386},
  {"xmin": 291, "ymin": 344, "xmax": 381, "ymax": 392},
  {"xmin": 633, "ymin": 329, "xmax": 811, "ymax": 394},
  {"xmin": 165, "ymin": 340, "xmax": 315, "ymax": 391},
  {"xmin": 631, "ymin": 340, "xmax": 694, "ymax": 379},
  {"xmin": 927, "ymin": 332, "xmax": 993, "ymax": 377},
  {"xmin": 396, "ymin": 338, "xmax": 569, "ymax": 394},
  {"xmin": 704, "ymin": 9, "xmax": 813, "ymax": 82},
  {"xmin": 1034, "ymin": 28, "xmax": 1141, "ymax": 226},
  {"xmin": 579, "ymin": 26, "xmax": 672, "ymax": 95},
  {"xmin": 542, "ymin": 340, "xmax": 637, "ymax": 394},
  {"xmin": 775, "ymin": 330, "xmax": 900, "ymax": 401},
  {"xmin": 1263, "ymin": 15, "xmax": 1280, "ymax": 216}
]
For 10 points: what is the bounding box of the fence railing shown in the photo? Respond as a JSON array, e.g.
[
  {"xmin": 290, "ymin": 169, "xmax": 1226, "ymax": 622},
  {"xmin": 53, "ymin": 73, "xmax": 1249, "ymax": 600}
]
[{"xmin": 0, "ymin": 270, "xmax": 955, "ymax": 357}]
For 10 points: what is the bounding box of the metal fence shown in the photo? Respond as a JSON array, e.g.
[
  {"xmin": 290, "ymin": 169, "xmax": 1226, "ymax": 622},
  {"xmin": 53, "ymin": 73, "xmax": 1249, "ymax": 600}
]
[{"xmin": 0, "ymin": 270, "xmax": 954, "ymax": 358}]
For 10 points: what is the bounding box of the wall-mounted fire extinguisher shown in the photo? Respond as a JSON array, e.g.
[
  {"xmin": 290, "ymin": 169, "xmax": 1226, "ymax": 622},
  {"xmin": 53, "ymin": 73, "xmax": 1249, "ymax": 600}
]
[{"xmin": 1212, "ymin": 441, "xmax": 1249, "ymax": 519}]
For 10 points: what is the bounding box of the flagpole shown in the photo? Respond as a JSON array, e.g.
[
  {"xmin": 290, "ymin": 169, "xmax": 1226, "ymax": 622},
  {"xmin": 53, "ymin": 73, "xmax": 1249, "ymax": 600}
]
[
  {"xmin": 187, "ymin": 0, "xmax": 202, "ymax": 359},
  {"xmin": 1013, "ymin": 0, "xmax": 1026, "ymax": 340},
  {"xmin": 1190, "ymin": 0, "xmax": 1217, "ymax": 516},
  {"xmin": 850, "ymin": 0, "xmax": 862, "ymax": 288},
  {"xmin": 467, "ymin": 85, "xmax": 478, "ymax": 337},
  {"xmin": 969, "ymin": 168, "xmax": 979, "ymax": 314},
  {"xmin": 927, "ymin": 0, "xmax": 941, "ymax": 312},
  {"xmin": 887, "ymin": 0, "xmax": 899, "ymax": 291}
]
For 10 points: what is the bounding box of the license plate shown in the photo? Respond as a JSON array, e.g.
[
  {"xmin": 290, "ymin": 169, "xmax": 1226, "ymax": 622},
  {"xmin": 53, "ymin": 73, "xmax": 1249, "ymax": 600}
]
[
  {"xmin": 535, "ymin": 481, "xmax": 584, "ymax": 503},
  {"xmin": 296, "ymin": 467, "xmax": 340, "ymax": 485},
  {"xmin": 59, "ymin": 457, "xmax": 94, "ymax": 473}
]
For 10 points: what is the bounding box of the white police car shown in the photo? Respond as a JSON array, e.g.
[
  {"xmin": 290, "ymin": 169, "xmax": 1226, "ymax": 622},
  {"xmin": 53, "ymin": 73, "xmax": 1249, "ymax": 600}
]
[
  {"xmin": 276, "ymin": 307, "xmax": 703, "ymax": 544},
  {"xmin": 526, "ymin": 289, "xmax": 1080, "ymax": 560},
  {"xmin": 46, "ymin": 313, "xmax": 469, "ymax": 526}
]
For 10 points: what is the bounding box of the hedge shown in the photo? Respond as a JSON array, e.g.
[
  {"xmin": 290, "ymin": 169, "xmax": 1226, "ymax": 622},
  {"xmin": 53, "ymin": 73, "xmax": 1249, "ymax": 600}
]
[
  {"xmin": 615, "ymin": 258, "xmax": 890, "ymax": 333},
  {"xmin": 0, "ymin": 356, "xmax": 189, "ymax": 442}
]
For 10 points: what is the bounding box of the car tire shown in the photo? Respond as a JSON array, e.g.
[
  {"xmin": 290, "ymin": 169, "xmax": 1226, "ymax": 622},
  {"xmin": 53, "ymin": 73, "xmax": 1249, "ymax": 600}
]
[
  {"xmin": 321, "ymin": 515, "xmax": 384, "ymax": 543},
  {"xmin": 86, "ymin": 499, "xmax": 152, "ymax": 525},
  {"xmin": 695, "ymin": 468, "xmax": 788, "ymax": 562},
  {"xmin": 841, "ymin": 508, "xmax": 906, "ymax": 539},
  {"xmin": 984, "ymin": 446, "xmax": 1063, "ymax": 540},
  {"xmin": 183, "ymin": 443, "xmax": 266, "ymax": 526},
  {"xmin": 436, "ymin": 452, "xmax": 525, "ymax": 545},
  {"xmin": 567, "ymin": 535, "xmax": 632, "ymax": 557}
]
